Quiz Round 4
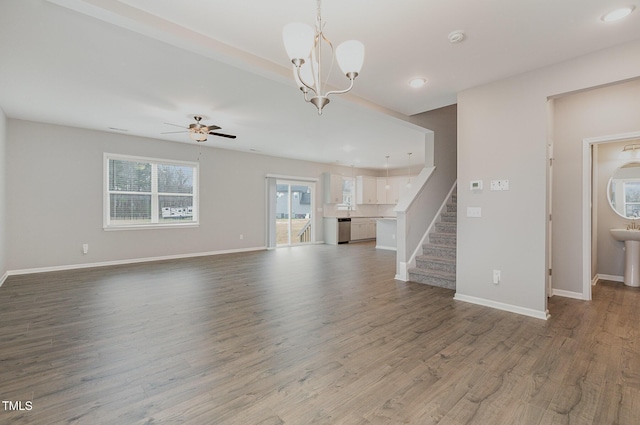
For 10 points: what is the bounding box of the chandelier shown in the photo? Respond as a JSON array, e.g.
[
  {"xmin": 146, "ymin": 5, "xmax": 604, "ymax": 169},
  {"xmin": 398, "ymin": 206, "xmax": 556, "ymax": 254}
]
[{"xmin": 282, "ymin": 0, "xmax": 365, "ymax": 115}]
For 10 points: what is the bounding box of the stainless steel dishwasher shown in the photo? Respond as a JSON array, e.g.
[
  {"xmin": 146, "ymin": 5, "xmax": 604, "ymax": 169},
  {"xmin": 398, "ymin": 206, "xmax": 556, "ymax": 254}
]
[{"xmin": 337, "ymin": 218, "xmax": 351, "ymax": 244}]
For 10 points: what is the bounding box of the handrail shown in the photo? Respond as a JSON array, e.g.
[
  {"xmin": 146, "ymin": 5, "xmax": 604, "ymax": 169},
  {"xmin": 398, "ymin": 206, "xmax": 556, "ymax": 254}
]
[{"xmin": 394, "ymin": 167, "xmax": 450, "ymax": 281}]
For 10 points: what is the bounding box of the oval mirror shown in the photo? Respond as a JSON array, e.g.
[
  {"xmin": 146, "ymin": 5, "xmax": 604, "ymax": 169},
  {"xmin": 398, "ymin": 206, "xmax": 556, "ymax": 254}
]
[{"xmin": 608, "ymin": 161, "xmax": 640, "ymax": 218}]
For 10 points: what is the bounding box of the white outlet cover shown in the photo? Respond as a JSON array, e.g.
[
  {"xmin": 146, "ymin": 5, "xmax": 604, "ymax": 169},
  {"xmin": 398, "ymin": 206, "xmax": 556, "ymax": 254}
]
[{"xmin": 467, "ymin": 207, "xmax": 482, "ymax": 217}]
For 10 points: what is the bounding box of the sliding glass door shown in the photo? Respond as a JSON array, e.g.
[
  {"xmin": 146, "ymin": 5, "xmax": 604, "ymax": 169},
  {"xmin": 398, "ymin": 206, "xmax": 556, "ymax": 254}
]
[{"xmin": 276, "ymin": 180, "xmax": 314, "ymax": 246}]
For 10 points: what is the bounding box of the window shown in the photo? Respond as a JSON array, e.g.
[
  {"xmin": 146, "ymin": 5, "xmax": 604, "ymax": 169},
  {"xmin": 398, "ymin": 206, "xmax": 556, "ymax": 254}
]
[
  {"xmin": 104, "ymin": 153, "xmax": 198, "ymax": 229},
  {"xmin": 623, "ymin": 181, "xmax": 640, "ymax": 217},
  {"xmin": 337, "ymin": 177, "xmax": 356, "ymax": 210}
]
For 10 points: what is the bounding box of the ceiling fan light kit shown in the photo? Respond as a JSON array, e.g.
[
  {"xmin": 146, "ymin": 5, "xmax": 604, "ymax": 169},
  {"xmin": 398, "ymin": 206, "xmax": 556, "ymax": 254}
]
[
  {"xmin": 162, "ymin": 116, "xmax": 236, "ymax": 142},
  {"xmin": 282, "ymin": 0, "xmax": 365, "ymax": 115}
]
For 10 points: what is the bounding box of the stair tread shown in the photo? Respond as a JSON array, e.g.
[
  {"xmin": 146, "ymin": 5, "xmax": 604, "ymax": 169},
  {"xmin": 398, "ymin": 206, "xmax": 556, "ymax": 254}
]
[
  {"xmin": 408, "ymin": 267, "xmax": 456, "ymax": 279},
  {"xmin": 416, "ymin": 254, "xmax": 456, "ymax": 264},
  {"xmin": 423, "ymin": 242, "xmax": 457, "ymax": 249},
  {"xmin": 431, "ymin": 231, "xmax": 456, "ymax": 237},
  {"xmin": 436, "ymin": 222, "xmax": 457, "ymax": 227}
]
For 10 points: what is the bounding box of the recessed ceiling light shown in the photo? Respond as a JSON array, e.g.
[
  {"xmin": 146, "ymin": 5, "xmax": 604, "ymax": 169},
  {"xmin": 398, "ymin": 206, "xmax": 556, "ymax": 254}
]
[
  {"xmin": 409, "ymin": 78, "xmax": 427, "ymax": 88},
  {"xmin": 448, "ymin": 30, "xmax": 466, "ymax": 43},
  {"xmin": 601, "ymin": 6, "xmax": 635, "ymax": 22}
]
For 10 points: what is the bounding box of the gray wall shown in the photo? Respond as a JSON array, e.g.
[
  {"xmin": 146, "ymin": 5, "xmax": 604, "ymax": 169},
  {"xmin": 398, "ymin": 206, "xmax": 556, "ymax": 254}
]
[
  {"xmin": 0, "ymin": 107, "xmax": 6, "ymax": 280},
  {"xmin": 457, "ymin": 39, "xmax": 640, "ymax": 317},
  {"xmin": 553, "ymin": 79, "xmax": 640, "ymax": 291},
  {"xmin": 5, "ymin": 119, "xmax": 375, "ymax": 271},
  {"xmin": 409, "ymin": 104, "xmax": 458, "ymax": 195}
]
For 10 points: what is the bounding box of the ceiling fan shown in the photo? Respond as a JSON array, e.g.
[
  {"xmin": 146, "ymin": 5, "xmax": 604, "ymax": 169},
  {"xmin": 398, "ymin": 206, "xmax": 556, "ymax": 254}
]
[{"xmin": 162, "ymin": 116, "xmax": 236, "ymax": 142}]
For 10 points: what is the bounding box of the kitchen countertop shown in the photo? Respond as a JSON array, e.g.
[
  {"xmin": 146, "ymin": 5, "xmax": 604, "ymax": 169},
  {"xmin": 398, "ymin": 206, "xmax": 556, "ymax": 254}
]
[{"xmin": 323, "ymin": 216, "xmax": 396, "ymax": 219}]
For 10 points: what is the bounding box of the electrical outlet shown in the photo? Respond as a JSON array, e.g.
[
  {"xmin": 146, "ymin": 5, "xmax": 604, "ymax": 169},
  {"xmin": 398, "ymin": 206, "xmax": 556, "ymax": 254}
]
[
  {"xmin": 239, "ymin": 234, "xmax": 244, "ymax": 240},
  {"xmin": 82, "ymin": 244, "xmax": 89, "ymax": 254},
  {"xmin": 493, "ymin": 269, "xmax": 501, "ymax": 284}
]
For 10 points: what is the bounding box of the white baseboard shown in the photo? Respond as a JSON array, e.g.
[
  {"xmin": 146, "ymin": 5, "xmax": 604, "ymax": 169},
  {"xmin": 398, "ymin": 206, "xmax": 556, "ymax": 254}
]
[
  {"xmin": 454, "ymin": 293, "xmax": 550, "ymax": 320},
  {"xmin": 551, "ymin": 289, "xmax": 585, "ymax": 300},
  {"xmin": 6, "ymin": 246, "xmax": 267, "ymax": 277},
  {"xmin": 594, "ymin": 273, "xmax": 623, "ymax": 283},
  {"xmin": 0, "ymin": 271, "xmax": 8, "ymax": 288},
  {"xmin": 375, "ymin": 245, "xmax": 397, "ymax": 251}
]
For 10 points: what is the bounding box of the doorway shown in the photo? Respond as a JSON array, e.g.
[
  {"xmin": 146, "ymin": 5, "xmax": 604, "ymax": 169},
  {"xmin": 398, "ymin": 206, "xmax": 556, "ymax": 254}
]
[
  {"xmin": 582, "ymin": 131, "xmax": 640, "ymax": 298},
  {"xmin": 275, "ymin": 180, "xmax": 315, "ymax": 246}
]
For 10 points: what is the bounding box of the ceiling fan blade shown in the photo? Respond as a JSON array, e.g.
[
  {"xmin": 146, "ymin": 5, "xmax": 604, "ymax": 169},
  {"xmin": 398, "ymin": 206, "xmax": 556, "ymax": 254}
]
[
  {"xmin": 205, "ymin": 125, "xmax": 221, "ymax": 131},
  {"xmin": 209, "ymin": 131, "xmax": 236, "ymax": 139},
  {"xmin": 163, "ymin": 122, "xmax": 187, "ymax": 129},
  {"xmin": 160, "ymin": 130, "xmax": 188, "ymax": 134}
]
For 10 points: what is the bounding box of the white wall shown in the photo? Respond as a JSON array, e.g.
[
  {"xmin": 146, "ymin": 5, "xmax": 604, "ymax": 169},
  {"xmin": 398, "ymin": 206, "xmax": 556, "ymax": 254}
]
[
  {"xmin": 5, "ymin": 119, "xmax": 379, "ymax": 271},
  {"xmin": 457, "ymin": 39, "xmax": 640, "ymax": 318},
  {"xmin": 553, "ymin": 79, "xmax": 640, "ymax": 290},
  {"xmin": 0, "ymin": 107, "xmax": 6, "ymax": 282}
]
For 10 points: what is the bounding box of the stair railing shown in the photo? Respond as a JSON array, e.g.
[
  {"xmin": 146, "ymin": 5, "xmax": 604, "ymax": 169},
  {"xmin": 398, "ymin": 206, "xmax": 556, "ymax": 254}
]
[{"xmin": 394, "ymin": 168, "xmax": 457, "ymax": 281}]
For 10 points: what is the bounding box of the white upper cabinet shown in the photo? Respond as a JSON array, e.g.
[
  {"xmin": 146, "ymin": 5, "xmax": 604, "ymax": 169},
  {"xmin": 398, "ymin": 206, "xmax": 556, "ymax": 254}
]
[
  {"xmin": 356, "ymin": 176, "xmax": 377, "ymax": 204},
  {"xmin": 324, "ymin": 173, "xmax": 344, "ymax": 204},
  {"xmin": 375, "ymin": 176, "xmax": 403, "ymax": 204}
]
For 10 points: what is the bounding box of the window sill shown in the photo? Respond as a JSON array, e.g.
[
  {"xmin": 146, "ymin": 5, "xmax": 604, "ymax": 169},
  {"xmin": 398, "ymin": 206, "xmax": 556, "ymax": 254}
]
[{"xmin": 103, "ymin": 222, "xmax": 200, "ymax": 231}]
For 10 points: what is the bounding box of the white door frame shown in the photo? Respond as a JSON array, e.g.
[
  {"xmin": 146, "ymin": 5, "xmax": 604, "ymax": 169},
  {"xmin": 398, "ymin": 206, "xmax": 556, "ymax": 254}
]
[
  {"xmin": 276, "ymin": 179, "xmax": 316, "ymax": 247},
  {"xmin": 582, "ymin": 130, "xmax": 640, "ymax": 299}
]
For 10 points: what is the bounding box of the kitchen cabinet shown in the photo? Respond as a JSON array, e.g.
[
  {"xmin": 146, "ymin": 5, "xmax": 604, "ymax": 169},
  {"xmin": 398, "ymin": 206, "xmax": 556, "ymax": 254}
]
[
  {"xmin": 350, "ymin": 218, "xmax": 376, "ymax": 241},
  {"xmin": 387, "ymin": 177, "xmax": 402, "ymax": 204},
  {"xmin": 356, "ymin": 176, "xmax": 377, "ymax": 204},
  {"xmin": 375, "ymin": 176, "xmax": 403, "ymax": 204},
  {"xmin": 323, "ymin": 173, "xmax": 344, "ymax": 204}
]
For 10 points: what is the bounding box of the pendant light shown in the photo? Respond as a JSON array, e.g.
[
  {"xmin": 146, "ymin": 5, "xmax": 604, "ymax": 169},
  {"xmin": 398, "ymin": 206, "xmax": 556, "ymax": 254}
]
[
  {"xmin": 282, "ymin": 0, "xmax": 365, "ymax": 115},
  {"xmin": 385, "ymin": 155, "xmax": 390, "ymax": 190},
  {"xmin": 406, "ymin": 152, "xmax": 412, "ymax": 188}
]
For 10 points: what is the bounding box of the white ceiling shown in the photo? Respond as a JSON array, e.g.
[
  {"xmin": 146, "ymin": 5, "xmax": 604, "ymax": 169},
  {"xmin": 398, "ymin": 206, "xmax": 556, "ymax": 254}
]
[{"xmin": 1, "ymin": 0, "xmax": 639, "ymax": 170}]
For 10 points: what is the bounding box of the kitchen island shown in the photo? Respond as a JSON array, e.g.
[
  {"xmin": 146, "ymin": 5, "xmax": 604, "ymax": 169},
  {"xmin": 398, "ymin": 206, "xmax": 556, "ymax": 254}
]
[{"xmin": 375, "ymin": 218, "xmax": 397, "ymax": 251}]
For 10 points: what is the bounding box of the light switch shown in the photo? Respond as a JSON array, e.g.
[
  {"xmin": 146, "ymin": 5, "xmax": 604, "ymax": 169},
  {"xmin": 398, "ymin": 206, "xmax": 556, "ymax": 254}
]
[
  {"xmin": 490, "ymin": 179, "xmax": 510, "ymax": 191},
  {"xmin": 470, "ymin": 180, "xmax": 483, "ymax": 190},
  {"xmin": 467, "ymin": 207, "xmax": 482, "ymax": 217}
]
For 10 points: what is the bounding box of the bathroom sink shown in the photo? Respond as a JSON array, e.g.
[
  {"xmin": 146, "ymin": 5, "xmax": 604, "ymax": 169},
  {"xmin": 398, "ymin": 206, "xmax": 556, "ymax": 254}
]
[
  {"xmin": 610, "ymin": 228, "xmax": 640, "ymax": 242},
  {"xmin": 610, "ymin": 229, "xmax": 640, "ymax": 287}
]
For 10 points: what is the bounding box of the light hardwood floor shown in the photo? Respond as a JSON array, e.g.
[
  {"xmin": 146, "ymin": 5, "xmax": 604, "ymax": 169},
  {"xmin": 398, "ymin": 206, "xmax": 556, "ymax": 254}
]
[{"xmin": 1, "ymin": 242, "xmax": 639, "ymax": 424}]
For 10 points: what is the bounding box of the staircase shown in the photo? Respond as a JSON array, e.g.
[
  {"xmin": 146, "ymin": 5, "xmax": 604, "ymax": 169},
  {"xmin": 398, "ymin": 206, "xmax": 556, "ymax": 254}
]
[{"xmin": 408, "ymin": 192, "xmax": 457, "ymax": 290}]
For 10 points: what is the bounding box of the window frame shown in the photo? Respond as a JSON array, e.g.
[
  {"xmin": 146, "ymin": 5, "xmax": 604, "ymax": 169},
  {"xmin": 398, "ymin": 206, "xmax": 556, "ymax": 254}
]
[
  {"xmin": 337, "ymin": 176, "xmax": 356, "ymax": 211},
  {"xmin": 103, "ymin": 153, "xmax": 199, "ymax": 230}
]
